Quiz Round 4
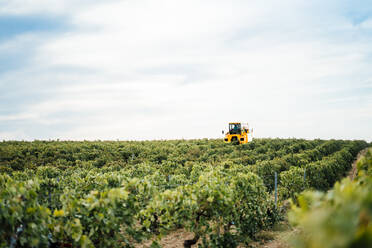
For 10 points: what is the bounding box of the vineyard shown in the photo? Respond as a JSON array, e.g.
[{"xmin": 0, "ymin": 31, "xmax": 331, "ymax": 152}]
[{"xmin": 0, "ymin": 138, "xmax": 370, "ymax": 248}]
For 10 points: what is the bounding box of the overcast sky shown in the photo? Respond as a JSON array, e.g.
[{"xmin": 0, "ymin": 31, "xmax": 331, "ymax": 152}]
[{"xmin": 0, "ymin": 0, "xmax": 371, "ymax": 141}]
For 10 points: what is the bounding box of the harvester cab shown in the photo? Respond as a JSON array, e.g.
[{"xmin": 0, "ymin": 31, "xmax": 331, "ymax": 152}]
[{"xmin": 223, "ymin": 122, "xmax": 252, "ymax": 144}]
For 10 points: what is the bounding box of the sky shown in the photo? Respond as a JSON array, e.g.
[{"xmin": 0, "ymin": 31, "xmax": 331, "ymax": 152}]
[{"xmin": 0, "ymin": 0, "xmax": 371, "ymax": 141}]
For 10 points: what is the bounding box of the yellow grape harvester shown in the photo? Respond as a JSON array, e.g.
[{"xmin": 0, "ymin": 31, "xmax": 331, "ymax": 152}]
[{"xmin": 222, "ymin": 122, "xmax": 253, "ymax": 144}]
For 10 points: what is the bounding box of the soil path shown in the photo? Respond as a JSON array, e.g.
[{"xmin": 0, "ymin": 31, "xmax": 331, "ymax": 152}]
[
  {"xmin": 135, "ymin": 229, "xmax": 199, "ymax": 248},
  {"xmin": 254, "ymin": 229, "xmax": 292, "ymax": 248},
  {"xmin": 348, "ymin": 148, "xmax": 369, "ymax": 181}
]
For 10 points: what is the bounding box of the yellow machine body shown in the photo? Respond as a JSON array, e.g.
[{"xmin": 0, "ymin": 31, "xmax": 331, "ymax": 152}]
[{"xmin": 223, "ymin": 122, "xmax": 251, "ymax": 144}]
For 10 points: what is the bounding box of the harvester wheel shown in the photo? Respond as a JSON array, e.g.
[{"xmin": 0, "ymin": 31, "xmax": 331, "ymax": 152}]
[{"xmin": 231, "ymin": 137, "xmax": 239, "ymax": 145}]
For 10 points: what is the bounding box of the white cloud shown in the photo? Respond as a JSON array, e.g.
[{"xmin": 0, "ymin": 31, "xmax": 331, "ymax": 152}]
[
  {"xmin": 1, "ymin": 0, "xmax": 372, "ymax": 141},
  {"xmin": 0, "ymin": 129, "xmax": 31, "ymax": 140},
  {"xmin": 0, "ymin": 0, "xmax": 110, "ymax": 16}
]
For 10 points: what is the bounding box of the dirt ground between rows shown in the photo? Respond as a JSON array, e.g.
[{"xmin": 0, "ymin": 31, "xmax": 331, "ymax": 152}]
[
  {"xmin": 348, "ymin": 148, "xmax": 369, "ymax": 180},
  {"xmin": 135, "ymin": 223, "xmax": 294, "ymax": 248},
  {"xmin": 135, "ymin": 229, "xmax": 199, "ymax": 248}
]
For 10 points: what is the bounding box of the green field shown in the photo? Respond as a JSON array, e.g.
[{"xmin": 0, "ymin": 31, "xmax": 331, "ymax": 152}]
[{"xmin": 0, "ymin": 139, "xmax": 370, "ymax": 248}]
